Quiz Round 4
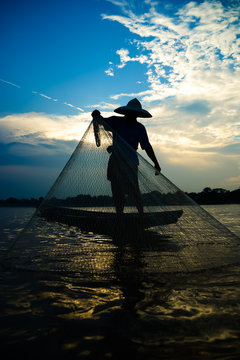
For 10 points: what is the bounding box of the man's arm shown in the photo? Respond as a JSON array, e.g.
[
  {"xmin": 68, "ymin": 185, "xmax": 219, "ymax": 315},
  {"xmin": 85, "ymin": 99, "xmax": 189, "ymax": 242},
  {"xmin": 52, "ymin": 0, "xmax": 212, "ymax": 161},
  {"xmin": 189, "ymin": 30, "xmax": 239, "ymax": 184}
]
[
  {"xmin": 145, "ymin": 146, "xmax": 161, "ymax": 173},
  {"xmin": 139, "ymin": 124, "xmax": 161, "ymax": 174}
]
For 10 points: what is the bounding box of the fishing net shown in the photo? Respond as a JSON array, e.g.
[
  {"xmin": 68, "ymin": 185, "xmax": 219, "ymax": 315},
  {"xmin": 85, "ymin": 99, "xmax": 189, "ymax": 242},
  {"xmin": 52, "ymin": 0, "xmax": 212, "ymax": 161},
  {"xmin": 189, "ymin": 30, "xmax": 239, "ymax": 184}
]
[{"xmin": 3, "ymin": 117, "xmax": 240, "ymax": 279}]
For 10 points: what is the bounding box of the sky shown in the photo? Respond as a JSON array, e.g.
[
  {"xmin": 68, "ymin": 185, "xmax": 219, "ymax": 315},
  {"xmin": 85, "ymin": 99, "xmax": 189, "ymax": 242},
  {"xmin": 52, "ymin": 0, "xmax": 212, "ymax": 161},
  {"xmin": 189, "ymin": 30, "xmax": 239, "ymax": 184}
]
[{"xmin": 0, "ymin": 0, "xmax": 240, "ymax": 199}]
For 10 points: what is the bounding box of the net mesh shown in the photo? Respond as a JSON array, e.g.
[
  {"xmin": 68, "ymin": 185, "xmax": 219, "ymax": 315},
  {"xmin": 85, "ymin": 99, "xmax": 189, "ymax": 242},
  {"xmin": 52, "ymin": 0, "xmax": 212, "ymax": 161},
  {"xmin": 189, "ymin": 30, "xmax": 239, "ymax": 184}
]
[{"xmin": 3, "ymin": 118, "xmax": 240, "ymax": 278}]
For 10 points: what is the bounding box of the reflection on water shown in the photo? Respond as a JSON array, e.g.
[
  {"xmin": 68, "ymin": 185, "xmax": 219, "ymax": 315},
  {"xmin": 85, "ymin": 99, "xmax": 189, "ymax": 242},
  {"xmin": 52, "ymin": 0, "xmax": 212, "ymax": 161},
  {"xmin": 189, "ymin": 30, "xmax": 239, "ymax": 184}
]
[
  {"xmin": 1, "ymin": 264, "xmax": 240, "ymax": 359},
  {"xmin": 4, "ymin": 204, "xmax": 240, "ymax": 275},
  {"xmin": 0, "ymin": 206, "xmax": 240, "ymax": 358},
  {"xmin": 202, "ymin": 204, "xmax": 240, "ymax": 238}
]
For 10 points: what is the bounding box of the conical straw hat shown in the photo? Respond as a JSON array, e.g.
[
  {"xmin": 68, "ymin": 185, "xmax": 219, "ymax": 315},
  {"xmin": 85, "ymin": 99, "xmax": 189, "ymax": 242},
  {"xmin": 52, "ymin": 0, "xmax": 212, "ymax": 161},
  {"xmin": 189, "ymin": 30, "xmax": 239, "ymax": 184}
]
[{"xmin": 114, "ymin": 98, "xmax": 152, "ymax": 118}]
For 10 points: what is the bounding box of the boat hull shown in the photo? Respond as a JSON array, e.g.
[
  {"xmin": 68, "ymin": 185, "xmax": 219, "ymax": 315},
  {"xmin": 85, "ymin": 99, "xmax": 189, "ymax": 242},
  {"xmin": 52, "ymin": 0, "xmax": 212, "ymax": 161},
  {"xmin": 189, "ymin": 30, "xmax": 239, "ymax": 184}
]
[{"xmin": 40, "ymin": 207, "xmax": 183, "ymax": 234}]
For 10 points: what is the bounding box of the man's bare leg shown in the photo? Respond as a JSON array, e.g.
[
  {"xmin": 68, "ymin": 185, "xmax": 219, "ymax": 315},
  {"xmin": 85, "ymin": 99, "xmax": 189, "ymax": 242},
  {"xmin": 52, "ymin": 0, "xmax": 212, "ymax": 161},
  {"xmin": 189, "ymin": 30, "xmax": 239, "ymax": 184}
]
[{"xmin": 111, "ymin": 181, "xmax": 124, "ymax": 215}]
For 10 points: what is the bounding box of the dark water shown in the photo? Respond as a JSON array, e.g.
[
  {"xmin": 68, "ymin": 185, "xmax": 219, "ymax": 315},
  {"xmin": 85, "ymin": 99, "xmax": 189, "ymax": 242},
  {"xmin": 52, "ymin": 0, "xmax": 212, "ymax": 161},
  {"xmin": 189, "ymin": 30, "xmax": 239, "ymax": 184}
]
[{"xmin": 0, "ymin": 205, "xmax": 240, "ymax": 359}]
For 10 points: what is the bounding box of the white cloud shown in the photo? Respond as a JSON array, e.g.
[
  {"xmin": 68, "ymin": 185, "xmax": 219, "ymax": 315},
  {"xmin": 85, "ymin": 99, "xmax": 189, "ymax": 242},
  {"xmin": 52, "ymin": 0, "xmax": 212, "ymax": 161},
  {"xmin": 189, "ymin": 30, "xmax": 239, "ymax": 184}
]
[
  {"xmin": 110, "ymin": 89, "xmax": 152, "ymax": 100},
  {"xmin": 116, "ymin": 48, "xmax": 149, "ymax": 68},
  {"xmin": 103, "ymin": 0, "xmax": 240, "ymax": 102},
  {"xmin": 105, "ymin": 62, "xmax": 115, "ymax": 76},
  {"xmin": 0, "ymin": 112, "xmax": 91, "ymax": 143},
  {"xmin": 105, "ymin": 68, "xmax": 114, "ymax": 76},
  {"xmin": 0, "ymin": 109, "xmax": 122, "ymax": 145},
  {"xmin": 101, "ymin": 0, "xmax": 240, "ymax": 189}
]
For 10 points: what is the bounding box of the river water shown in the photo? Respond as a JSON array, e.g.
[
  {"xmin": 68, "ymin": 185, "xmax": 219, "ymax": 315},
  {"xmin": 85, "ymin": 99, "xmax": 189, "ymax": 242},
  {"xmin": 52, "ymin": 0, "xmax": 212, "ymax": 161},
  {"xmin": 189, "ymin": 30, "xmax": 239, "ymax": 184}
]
[{"xmin": 0, "ymin": 205, "xmax": 240, "ymax": 359}]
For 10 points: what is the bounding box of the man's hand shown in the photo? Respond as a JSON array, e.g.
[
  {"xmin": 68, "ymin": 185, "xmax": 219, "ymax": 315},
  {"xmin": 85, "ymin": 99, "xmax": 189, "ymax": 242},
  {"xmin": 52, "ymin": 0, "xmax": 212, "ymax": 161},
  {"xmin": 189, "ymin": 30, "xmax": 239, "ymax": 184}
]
[
  {"xmin": 92, "ymin": 109, "xmax": 101, "ymax": 118},
  {"xmin": 144, "ymin": 147, "xmax": 161, "ymax": 176}
]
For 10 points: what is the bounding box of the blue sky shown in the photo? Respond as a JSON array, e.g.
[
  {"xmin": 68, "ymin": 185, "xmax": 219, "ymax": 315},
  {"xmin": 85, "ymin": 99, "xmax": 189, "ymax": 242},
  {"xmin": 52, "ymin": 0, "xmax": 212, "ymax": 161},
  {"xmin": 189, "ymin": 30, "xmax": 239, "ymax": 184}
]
[{"xmin": 0, "ymin": 0, "xmax": 240, "ymax": 199}]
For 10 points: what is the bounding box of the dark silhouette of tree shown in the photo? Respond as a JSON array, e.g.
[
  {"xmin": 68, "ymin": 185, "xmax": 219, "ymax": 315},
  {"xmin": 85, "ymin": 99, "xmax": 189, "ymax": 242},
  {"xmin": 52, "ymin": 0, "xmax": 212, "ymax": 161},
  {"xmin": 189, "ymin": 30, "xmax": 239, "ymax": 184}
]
[
  {"xmin": 186, "ymin": 187, "xmax": 239, "ymax": 204},
  {"xmin": 1, "ymin": 188, "xmax": 240, "ymax": 207}
]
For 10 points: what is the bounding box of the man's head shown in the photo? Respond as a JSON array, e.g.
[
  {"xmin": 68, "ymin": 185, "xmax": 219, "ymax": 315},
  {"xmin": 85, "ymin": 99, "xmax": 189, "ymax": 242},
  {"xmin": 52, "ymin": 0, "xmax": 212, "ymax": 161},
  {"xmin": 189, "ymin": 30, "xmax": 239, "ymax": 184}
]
[{"xmin": 114, "ymin": 98, "xmax": 152, "ymax": 118}]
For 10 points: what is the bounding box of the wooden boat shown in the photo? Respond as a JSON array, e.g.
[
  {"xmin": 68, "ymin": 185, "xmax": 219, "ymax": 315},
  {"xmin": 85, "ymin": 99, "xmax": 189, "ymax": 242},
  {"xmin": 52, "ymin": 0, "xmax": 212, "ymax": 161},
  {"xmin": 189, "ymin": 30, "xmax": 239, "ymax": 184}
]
[{"xmin": 40, "ymin": 207, "xmax": 183, "ymax": 233}]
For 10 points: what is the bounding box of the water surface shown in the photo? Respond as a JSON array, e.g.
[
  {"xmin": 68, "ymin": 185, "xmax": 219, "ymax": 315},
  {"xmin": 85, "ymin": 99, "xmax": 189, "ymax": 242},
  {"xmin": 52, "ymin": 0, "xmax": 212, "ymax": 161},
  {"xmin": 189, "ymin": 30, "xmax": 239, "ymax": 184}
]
[{"xmin": 0, "ymin": 205, "xmax": 240, "ymax": 359}]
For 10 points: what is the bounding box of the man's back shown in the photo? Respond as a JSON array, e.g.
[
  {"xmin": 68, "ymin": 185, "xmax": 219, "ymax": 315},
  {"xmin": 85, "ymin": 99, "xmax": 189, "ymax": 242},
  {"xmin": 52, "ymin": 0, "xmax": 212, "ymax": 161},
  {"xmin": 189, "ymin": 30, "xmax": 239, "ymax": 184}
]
[{"xmin": 104, "ymin": 115, "xmax": 151, "ymax": 151}]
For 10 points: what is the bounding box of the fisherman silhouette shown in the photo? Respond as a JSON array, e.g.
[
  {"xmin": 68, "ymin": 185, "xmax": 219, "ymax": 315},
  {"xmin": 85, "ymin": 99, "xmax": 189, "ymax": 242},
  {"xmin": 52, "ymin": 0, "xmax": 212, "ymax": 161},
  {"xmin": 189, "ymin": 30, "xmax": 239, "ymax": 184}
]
[{"xmin": 92, "ymin": 98, "xmax": 161, "ymax": 215}]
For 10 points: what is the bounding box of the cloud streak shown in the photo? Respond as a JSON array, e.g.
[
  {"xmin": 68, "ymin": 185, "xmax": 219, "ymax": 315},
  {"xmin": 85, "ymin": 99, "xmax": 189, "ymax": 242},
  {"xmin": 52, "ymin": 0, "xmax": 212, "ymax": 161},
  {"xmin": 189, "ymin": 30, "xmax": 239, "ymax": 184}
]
[
  {"xmin": 0, "ymin": 78, "xmax": 21, "ymax": 88},
  {"xmin": 86, "ymin": 102, "xmax": 121, "ymax": 109},
  {"xmin": 1, "ymin": 80, "xmax": 84, "ymax": 113},
  {"xmin": 32, "ymin": 91, "xmax": 84, "ymax": 112},
  {"xmin": 63, "ymin": 102, "xmax": 84, "ymax": 112},
  {"xmin": 32, "ymin": 91, "xmax": 58, "ymax": 102}
]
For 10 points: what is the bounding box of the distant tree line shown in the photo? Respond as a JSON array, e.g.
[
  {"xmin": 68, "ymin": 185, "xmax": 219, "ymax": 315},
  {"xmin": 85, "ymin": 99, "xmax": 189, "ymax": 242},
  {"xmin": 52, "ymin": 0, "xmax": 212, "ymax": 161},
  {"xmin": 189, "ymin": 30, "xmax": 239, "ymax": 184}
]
[
  {"xmin": 185, "ymin": 187, "xmax": 240, "ymax": 204},
  {"xmin": 1, "ymin": 188, "xmax": 239, "ymax": 206}
]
